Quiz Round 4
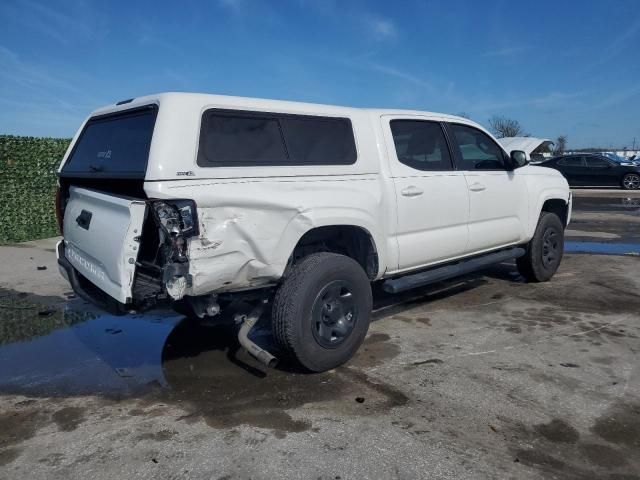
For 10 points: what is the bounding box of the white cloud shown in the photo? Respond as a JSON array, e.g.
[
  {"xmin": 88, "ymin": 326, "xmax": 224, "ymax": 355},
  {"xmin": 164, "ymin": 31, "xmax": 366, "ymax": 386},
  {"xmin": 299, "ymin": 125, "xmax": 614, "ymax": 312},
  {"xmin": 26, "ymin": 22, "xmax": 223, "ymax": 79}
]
[
  {"xmin": 482, "ymin": 46, "xmax": 527, "ymax": 57},
  {"xmin": 0, "ymin": 45, "xmax": 79, "ymax": 96},
  {"xmin": 588, "ymin": 84, "xmax": 640, "ymax": 110},
  {"xmin": 369, "ymin": 63, "xmax": 433, "ymax": 91},
  {"xmin": 217, "ymin": 0, "xmax": 245, "ymax": 13},
  {"xmin": 583, "ymin": 16, "xmax": 640, "ymax": 72},
  {"xmin": 603, "ymin": 16, "xmax": 640, "ymax": 59},
  {"xmin": 367, "ymin": 16, "xmax": 397, "ymax": 39},
  {"xmin": 0, "ymin": 0, "xmax": 101, "ymax": 44},
  {"xmin": 365, "ymin": 16, "xmax": 397, "ymax": 40},
  {"xmin": 0, "ymin": 45, "xmax": 102, "ymax": 113},
  {"xmin": 472, "ymin": 91, "xmax": 586, "ymax": 113}
]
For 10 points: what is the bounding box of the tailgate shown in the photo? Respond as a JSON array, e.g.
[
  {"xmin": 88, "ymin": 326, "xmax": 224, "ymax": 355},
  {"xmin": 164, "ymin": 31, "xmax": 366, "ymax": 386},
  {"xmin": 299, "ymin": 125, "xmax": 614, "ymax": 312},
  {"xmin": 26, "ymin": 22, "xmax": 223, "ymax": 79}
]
[{"xmin": 63, "ymin": 186, "xmax": 147, "ymax": 304}]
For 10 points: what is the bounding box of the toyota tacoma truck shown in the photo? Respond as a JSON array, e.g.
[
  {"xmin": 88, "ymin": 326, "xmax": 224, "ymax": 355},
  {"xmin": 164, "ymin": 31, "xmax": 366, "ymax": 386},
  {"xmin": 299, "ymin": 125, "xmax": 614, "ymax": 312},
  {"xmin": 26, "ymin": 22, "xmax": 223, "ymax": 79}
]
[{"xmin": 56, "ymin": 92, "xmax": 571, "ymax": 372}]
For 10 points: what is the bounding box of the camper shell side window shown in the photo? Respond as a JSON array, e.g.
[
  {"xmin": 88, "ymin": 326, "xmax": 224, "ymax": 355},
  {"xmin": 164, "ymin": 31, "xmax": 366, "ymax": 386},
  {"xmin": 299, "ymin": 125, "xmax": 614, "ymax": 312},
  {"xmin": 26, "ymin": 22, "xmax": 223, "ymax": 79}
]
[{"xmin": 196, "ymin": 109, "xmax": 357, "ymax": 167}]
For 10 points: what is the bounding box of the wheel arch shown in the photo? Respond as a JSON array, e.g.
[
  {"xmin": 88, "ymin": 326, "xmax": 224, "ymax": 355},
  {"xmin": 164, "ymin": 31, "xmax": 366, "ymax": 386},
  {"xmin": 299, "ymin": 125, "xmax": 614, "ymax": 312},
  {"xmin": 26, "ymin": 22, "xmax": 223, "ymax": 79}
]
[
  {"xmin": 541, "ymin": 198, "xmax": 569, "ymax": 227},
  {"xmin": 528, "ymin": 191, "xmax": 571, "ymax": 238},
  {"xmin": 285, "ymin": 223, "xmax": 381, "ymax": 280}
]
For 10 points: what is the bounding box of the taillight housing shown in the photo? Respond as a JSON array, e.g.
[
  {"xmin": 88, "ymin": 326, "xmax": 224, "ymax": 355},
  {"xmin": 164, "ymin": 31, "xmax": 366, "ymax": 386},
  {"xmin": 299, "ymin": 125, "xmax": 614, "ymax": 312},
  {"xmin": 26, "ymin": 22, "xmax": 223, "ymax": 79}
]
[
  {"xmin": 54, "ymin": 186, "xmax": 64, "ymax": 234},
  {"xmin": 152, "ymin": 200, "xmax": 199, "ymax": 238},
  {"xmin": 151, "ymin": 199, "xmax": 199, "ymax": 264}
]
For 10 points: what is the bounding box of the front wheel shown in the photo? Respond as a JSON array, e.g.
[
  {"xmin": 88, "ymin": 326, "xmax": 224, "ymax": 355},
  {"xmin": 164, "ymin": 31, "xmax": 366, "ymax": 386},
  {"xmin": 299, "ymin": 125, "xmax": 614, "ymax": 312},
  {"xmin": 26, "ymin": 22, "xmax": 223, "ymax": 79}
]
[
  {"xmin": 622, "ymin": 173, "xmax": 640, "ymax": 190},
  {"xmin": 272, "ymin": 252, "xmax": 372, "ymax": 372},
  {"xmin": 517, "ymin": 212, "xmax": 564, "ymax": 282}
]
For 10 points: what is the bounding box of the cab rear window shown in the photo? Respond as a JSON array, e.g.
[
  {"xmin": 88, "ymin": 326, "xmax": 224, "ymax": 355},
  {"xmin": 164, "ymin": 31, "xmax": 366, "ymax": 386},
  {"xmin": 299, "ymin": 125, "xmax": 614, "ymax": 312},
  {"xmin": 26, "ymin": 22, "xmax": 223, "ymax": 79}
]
[
  {"xmin": 197, "ymin": 109, "xmax": 357, "ymax": 167},
  {"xmin": 61, "ymin": 105, "xmax": 157, "ymax": 178}
]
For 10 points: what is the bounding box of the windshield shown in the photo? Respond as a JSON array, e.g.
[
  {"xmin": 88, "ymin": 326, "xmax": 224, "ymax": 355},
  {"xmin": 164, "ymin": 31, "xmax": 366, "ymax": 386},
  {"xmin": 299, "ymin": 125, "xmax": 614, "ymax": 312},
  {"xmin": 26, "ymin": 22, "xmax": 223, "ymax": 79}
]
[
  {"xmin": 61, "ymin": 105, "xmax": 157, "ymax": 178},
  {"xmin": 600, "ymin": 152, "xmax": 627, "ymax": 163}
]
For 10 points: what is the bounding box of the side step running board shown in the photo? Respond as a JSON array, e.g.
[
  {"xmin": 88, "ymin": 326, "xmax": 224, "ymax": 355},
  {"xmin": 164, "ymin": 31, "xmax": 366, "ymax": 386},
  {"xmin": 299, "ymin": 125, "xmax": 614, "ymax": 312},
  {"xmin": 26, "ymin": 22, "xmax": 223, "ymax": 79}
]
[{"xmin": 382, "ymin": 247, "xmax": 526, "ymax": 294}]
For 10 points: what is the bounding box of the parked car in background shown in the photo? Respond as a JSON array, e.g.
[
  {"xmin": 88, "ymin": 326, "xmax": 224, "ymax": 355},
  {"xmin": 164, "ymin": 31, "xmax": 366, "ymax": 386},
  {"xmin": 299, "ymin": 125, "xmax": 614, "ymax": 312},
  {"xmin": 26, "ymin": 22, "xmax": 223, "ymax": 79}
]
[{"xmin": 540, "ymin": 154, "xmax": 640, "ymax": 189}]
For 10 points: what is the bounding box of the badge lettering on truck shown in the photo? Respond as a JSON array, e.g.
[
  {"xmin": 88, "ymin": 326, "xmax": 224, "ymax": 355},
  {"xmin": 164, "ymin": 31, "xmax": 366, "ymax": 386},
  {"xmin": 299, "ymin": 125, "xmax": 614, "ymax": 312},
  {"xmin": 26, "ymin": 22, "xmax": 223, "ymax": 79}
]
[{"xmin": 66, "ymin": 245, "xmax": 106, "ymax": 282}]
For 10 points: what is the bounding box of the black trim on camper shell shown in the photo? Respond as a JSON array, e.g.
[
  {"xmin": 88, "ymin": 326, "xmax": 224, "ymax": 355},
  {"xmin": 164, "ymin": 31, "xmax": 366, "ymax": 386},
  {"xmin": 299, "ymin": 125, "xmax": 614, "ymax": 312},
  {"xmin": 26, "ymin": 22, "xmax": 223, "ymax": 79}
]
[{"xmin": 59, "ymin": 104, "xmax": 158, "ymax": 180}]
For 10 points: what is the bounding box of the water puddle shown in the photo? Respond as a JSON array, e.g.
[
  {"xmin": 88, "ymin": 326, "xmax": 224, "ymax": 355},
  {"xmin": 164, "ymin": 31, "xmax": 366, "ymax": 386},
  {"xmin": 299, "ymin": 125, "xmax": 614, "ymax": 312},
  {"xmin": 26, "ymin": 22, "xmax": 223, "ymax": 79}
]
[
  {"xmin": 565, "ymin": 241, "xmax": 640, "ymax": 256},
  {"xmin": 0, "ymin": 288, "xmax": 406, "ymax": 434},
  {"xmin": 0, "ymin": 298, "xmax": 183, "ymax": 397},
  {"xmin": 572, "ymin": 196, "xmax": 640, "ymax": 215}
]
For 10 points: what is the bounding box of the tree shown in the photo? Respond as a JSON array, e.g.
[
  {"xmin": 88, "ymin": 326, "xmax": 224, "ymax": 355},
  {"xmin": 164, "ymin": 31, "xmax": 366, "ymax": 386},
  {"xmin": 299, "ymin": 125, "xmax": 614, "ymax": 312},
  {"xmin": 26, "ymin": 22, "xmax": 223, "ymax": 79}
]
[
  {"xmin": 488, "ymin": 115, "xmax": 525, "ymax": 138},
  {"xmin": 553, "ymin": 135, "xmax": 567, "ymax": 155}
]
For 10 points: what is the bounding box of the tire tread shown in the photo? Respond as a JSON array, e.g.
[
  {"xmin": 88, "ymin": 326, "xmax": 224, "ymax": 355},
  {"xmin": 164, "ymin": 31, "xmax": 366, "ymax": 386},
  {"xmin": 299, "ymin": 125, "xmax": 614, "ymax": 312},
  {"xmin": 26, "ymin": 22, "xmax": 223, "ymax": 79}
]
[
  {"xmin": 517, "ymin": 211, "xmax": 564, "ymax": 282},
  {"xmin": 272, "ymin": 252, "xmax": 371, "ymax": 371}
]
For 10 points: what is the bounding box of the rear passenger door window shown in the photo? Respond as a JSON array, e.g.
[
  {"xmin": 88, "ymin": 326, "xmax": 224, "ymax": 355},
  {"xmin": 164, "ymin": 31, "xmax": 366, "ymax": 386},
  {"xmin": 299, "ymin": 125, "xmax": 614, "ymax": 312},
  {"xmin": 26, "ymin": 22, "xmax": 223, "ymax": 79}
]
[
  {"xmin": 586, "ymin": 157, "xmax": 612, "ymax": 168},
  {"xmin": 558, "ymin": 156, "xmax": 586, "ymax": 167},
  {"xmin": 585, "ymin": 156, "xmax": 617, "ymax": 186},
  {"xmin": 448, "ymin": 124, "xmax": 507, "ymax": 170},
  {"xmin": 390, "ymin": 120, "xmax": 453, "ymax": 171}
]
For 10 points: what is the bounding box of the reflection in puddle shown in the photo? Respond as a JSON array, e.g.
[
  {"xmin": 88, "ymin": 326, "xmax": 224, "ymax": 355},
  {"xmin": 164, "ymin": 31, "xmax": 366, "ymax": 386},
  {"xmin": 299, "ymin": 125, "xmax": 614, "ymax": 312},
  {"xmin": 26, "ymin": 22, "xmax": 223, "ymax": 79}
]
[
  {"xmin": 0, "ymin": 300, "xmax": 182, "ymax": 397},
  {"xmin": 565, "ymin": 241, "xmax": 640, "ymax": 256}
]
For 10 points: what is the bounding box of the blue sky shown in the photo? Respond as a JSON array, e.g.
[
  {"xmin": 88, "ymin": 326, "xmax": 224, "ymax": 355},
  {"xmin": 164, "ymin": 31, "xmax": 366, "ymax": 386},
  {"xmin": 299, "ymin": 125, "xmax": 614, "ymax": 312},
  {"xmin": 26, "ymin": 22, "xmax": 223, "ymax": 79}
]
[{"xmin": 1, "ymin": 0, "xmax": 639, "ymax": 148}]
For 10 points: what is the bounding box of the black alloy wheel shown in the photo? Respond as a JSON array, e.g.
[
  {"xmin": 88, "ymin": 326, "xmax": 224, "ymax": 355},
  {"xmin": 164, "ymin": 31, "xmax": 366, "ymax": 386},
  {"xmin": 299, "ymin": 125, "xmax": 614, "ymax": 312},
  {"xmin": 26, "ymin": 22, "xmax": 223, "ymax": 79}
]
[{"xmin": 311, "ymin": 280, "xmax": 358, "ymax": 348}]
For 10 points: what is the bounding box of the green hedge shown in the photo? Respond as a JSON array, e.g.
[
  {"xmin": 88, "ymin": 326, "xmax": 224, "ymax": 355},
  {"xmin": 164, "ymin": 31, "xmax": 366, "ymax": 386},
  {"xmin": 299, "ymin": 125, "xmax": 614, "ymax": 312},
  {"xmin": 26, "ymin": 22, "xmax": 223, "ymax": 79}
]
[{"xmin": 0, "ymin": 135, "xmax": 71, "ymax": 244}]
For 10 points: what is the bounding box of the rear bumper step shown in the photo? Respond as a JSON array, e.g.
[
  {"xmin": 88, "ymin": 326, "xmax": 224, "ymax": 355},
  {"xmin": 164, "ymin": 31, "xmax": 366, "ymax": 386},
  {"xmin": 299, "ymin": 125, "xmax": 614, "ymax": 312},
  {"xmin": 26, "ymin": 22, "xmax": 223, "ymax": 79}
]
[{"xmin": 382, "ymin": 247, "xmax": 526, "ymax": 294}]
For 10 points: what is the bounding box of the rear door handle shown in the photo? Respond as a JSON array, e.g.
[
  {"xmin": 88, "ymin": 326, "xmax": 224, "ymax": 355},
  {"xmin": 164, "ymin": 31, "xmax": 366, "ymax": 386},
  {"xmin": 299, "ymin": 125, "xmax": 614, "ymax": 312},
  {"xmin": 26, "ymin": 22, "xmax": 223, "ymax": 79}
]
[
  {"xmin": 401, "ymin": 186, "xmax": 424, "ymax": 197},
  {"xmin": 468, "ymin": 182, "xmax": 486, "ymax": 192}
]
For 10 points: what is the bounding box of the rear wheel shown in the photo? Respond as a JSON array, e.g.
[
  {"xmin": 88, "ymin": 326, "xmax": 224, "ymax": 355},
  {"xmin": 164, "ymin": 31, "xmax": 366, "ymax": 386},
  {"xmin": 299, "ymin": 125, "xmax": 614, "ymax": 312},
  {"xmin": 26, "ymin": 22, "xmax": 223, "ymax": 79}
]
[
  {"xmin": 622, "ymin": 173, "xmax": 640, "ymax": 190},
  {"xmin": 272, "ymin": 252, "xmax": 372, "ymax": 372},
  {"xmin": 517, "ymin": 212, "xmax": 564, "ymax": 282}
]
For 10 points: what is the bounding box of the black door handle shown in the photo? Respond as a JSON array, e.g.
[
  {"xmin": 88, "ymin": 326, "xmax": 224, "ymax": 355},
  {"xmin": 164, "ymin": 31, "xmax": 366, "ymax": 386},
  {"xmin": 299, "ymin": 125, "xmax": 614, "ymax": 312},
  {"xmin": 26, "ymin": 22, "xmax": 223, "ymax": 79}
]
[{"xmin": 76, "ymin": 210, "xmax": 92, "ymax": 230}]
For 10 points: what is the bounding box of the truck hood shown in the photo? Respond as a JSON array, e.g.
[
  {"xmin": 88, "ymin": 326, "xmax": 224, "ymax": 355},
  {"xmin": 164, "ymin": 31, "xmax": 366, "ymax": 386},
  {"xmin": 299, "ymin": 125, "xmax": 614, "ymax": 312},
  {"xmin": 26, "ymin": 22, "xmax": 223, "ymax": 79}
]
[{"xmin": 498, "ymin": 137, "xmax": 554, "ymax": 160}]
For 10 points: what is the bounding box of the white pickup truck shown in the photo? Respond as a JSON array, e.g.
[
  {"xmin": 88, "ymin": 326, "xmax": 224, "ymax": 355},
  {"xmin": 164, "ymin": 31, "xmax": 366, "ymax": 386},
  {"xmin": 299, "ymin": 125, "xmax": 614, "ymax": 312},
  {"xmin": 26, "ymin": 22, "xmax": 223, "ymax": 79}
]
[{"xmin": 56, "ymin": 92, "xmax": 571, "ymax": 372}]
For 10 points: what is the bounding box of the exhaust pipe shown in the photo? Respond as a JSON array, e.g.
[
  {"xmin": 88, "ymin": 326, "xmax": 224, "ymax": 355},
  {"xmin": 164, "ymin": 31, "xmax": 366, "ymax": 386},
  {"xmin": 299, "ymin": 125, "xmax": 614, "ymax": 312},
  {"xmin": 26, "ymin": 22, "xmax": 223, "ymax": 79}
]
[{"xmin": 236, "ymin": 305, "xmax": 278, "ymax": 368}]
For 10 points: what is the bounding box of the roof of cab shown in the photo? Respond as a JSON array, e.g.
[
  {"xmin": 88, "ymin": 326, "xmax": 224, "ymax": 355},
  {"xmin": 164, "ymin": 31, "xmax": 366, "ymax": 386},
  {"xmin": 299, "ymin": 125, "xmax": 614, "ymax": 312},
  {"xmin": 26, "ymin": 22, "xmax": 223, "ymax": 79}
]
[{"xmin": 91, "ymin": 91, "xmax": 478, "ymax": 126}]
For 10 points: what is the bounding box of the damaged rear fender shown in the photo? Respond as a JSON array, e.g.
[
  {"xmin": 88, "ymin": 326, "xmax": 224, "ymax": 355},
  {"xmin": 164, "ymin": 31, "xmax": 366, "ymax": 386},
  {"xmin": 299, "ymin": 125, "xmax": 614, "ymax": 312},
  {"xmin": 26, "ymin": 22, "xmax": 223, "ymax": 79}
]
[{"xmin": 187, "ymin": 208, "xmax": 385, "ymax": 295}]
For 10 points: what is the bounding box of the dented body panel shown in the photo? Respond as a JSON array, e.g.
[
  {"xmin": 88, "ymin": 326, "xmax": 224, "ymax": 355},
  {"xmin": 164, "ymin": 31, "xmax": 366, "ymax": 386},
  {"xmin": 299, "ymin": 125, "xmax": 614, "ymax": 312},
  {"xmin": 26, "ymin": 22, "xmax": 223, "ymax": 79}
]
[{"xmin": 146, "ymin": 175, "xmax": 387, "ymax": 295}]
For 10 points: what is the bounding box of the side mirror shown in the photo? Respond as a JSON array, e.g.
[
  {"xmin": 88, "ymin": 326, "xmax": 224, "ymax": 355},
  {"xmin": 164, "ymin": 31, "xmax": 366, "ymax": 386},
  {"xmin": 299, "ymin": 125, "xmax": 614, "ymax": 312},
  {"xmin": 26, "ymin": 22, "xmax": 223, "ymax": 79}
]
[{"xmin": 509, "ymin": 150, "xmax": 528, "ymax": 169}]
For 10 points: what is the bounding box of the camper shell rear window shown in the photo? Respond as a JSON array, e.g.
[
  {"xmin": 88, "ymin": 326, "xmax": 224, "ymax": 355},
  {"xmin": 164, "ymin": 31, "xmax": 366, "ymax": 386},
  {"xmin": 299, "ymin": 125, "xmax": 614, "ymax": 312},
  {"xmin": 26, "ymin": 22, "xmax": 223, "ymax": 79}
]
[
  {"xmin": 61, "ymin": 105, "xmax": 158, "ymax": 178},
  {"xmin": 197, "ymin": 109, "xmax": 357, "ymax": 167}
]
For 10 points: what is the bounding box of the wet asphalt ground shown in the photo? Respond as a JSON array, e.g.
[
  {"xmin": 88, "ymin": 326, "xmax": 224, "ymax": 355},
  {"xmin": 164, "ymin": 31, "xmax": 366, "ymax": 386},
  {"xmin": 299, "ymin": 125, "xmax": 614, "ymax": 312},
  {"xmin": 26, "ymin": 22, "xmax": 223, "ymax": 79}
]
[{"xmin": 0, "ymin": 190, "xmax": 639, "ymax": 480}]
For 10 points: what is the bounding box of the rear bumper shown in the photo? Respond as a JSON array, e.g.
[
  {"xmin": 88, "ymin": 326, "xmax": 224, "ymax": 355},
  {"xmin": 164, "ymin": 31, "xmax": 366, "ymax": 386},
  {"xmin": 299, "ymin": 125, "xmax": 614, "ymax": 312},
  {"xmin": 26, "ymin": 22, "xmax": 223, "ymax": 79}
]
[
  {"xmin": 56, "ymin": 240, "xmax": 70, "ymax": 282},
  {"xmin": 56, "ymin": 240, "xmax": 126, "ymax": 313}
]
